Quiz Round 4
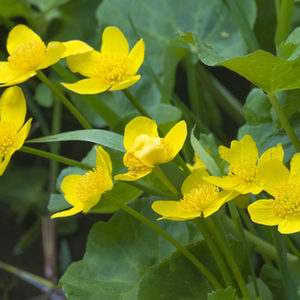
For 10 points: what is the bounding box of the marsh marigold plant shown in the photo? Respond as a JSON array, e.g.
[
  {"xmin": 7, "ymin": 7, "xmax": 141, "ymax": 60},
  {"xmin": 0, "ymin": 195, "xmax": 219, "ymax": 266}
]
[
  {"xmin": 248, "ymin": 153, "xmax": 300, "ymax": 234},
  {"xmin": 0, "ymin": 24, "xmax": 92, "ymax": 86},
  {"xmin": 51, "ymin": 146, "xmax": 113, "ymax": 218},
  {"xmin": 115, "ymin": 116, "xmax": 187, "ymax": 181},
  {"xmin": 61, "ymin": 26, "xmax": 145, "ymax": 94},
  {"xmin": 205, "ymin": 134, "xmax": 284, "ymax": 194},
  {"xmin": 0, "ymin": 86, "xmax": 32, "ymax": 175}
]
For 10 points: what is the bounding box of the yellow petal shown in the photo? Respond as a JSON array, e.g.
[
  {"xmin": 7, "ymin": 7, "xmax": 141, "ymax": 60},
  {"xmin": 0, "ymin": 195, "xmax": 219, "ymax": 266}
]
[
  {"xmin": 38, "ymin": 42, "xmax": 66, "ymax": 69},
  {"xmin": 61, "ymin": 40, "xmax": 93, "ymax": 58},
  {"xmin": 204, "ymin": 175, "xmax": 240, "ymax": 191},
  {"xmin": 127, "ymin": 39, "xmax": 145, "ymax": 74},
  {"xmin": 289, "ymin": 153, "xmax": 300, "ymax": 182},
  {"xmin": 114, "ymin": 168, "xmax": 152, "ymax": 181},
  {"xmin": 61, "ymin": 174, "xmax": 82, "ymax": 206},
  {"xmin": 257, "ymin": 143, "xmax": 284, "ymax": 170},
  {"xmin": 109, "ymin": 75, "xmax": 141, "ymax": 91},
  {"xmin": 181, "ymin": 169, "xmax": 209, "ymax": 194},
  {"xmin": 232, "ymin": 182, "xmax": 263, "ymax": 195},
  {"xmin": 0, "ymin": 62, "xmax": 36, "ymax": 85},
  {"xmin": 100, "ymin": 26, "xmax": 129, "ymax": 55},
  {"xmin": 256, "ymin": 159, "xmax": 289, "ymax": 196},
  {"xmin": 61, "ymin": 78, "xmax": 110, "ymax": 95},
  {"xmin": 248, "ymin": 199, "xmax": 282, "ymax": 226},
  {"xmin": 278, "ymin": 214, "xmax": 300, "ymax": 234},
  {"xmin": 123, "ymin": 116, "xmax": 158, "ymax": 151},
  {"xmin": 152, "ymin": 200, "xmax": 200, "ymax": 221},
  {"xmin": 82, "ymin": 192, "xmax": 102, "ymax": 213},
  {"xmin": 7, "ymin": 24, "xmax": 43, "ymax": 55},
  {"xmin": 66, "ymin": 50, "xmax": 102, "ymax": 77},
  {"xmin": 50, "ymin": 205, "xmax": 83, "ymax": 219},
  {"xmin": 95, "ymin": 146, "xmax": 113, "ymax": 191},
  {"xmin": 13, "ymin": 118, "xmax": 32, "ymax": 149},
  {"xmin": 163, "ymin": 120, "xmax": 187, "ymax": 161},
  {"xmin": 0, "ymin": 152, "xmax": 13, "ymax": 176},
  {"xmin": 0, "ymin": 86, "xmax": 26, "ymax": 130}
]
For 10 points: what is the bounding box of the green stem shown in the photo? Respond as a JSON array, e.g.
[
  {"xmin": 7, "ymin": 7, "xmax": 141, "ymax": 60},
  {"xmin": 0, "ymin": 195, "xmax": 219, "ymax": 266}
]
[
  {"xmin": 122, "ymin": 89, "xmax": 151, "ymax": 118},
  {"xmin": 36, "ymin": 70, "xmax": 92, "ymax": 129},
  {"xmin": 222, "ymin": 215, "xmax": 297, "ymax": 263},
  {"xmin": 228, "ymin": 203, "xmax": 259, "ymax": 297},
  {"xmin": 285, "ymin": 236, "xmax": 300, "ymax": 261},
  {"xmin": 271, "ymin": 229, "xmax": 298, "ymax": 300},
  {"xmin": 107, "ymin": 197, "xmax": 223, "ymax": 290},
  {"xmin": 227, "ymin": 0, "xmax": 260, "ymax": 52},
  {"xmin": 153, "ymin": 166, "xmax": 181, "ymax": 198},
  {"xmin": 20, "ymin": 146, "xmax": 92, "ymax": 170},
  {"xmin": 275, "ymin": 0, "xmax": 294, "ymax": 46},
  {"xmin": 206, "ymin": 217, "xmax": 250, "ymax": 299},
  {"xmin": 268, "ymin": 93, "xmax": 300, "ymax": 152},
  {"xmin": 0, "ymin": 260, "xmax": 56, "ymax": 292},
  {"xmin": 194, "ymin": 219, "xmax": 232, "ymax": 287}
]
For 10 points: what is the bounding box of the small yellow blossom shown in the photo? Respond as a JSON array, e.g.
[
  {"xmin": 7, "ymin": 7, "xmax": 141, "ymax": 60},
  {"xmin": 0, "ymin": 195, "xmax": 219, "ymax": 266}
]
[
  {"xmin": 0, "ymin": 24, "xmax": 92, "ymax": 86},
  {"xmin": 0, "ymin": 86, "xmax": 32, "ymax": 175},
  {"xmin": 114, "ymin": 116, "xmax": 187, "ymax": 181},
  {"xmin": 152, "ymin": 169, "xmax": 237, "ymax": 221},
  {"xmin": 186, "ymin": 153, "xmax": 207, "ymax": 171},
  {"xmin": 205, "ymin": 135, "xmax": 283, "ymax": 194},
  {"xmin": 248, "ymin": 153, "xmax": 300, "ymax": 234},
  {"xmin": 51, "ymin": 146, "xmax": 113, "ymax": 218},
  {"xmin": 61, "ymin": 26, "xmax": 145, "ymax": 94}
]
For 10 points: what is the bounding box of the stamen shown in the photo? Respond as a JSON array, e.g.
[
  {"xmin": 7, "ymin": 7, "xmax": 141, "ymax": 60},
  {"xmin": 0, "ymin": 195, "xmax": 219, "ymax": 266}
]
[
  {"xmin": 229, "ymin": 159, "xmax": 256, "ymax": 184},
  {"xmin": 0, "ymin": 121, "xmax": 17, "ymax": 161}
]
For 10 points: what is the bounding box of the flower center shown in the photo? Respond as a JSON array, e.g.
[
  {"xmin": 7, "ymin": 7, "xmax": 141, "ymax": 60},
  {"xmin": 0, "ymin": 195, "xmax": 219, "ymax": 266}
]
[
  {"xmin": 0, "ymin": 121, "xmax": 17, "ymax": 161},
  {"xmin": 75, "ymin": 168, "xmax": 104, "ymax": 203},
  {"xmin": 177, "ymin": 183, "xmax": 219, "ymax": 214},
  {"xmin": 8, "ymin": 41, "xmax": 46, "ymax": 70},
  {"xmin": 272, "ymin": 182, "xmax": 300, "ymax": 218},
  {"xmin": 99, "ymin": 54, "xmax": 127, "ymax": 84},
  {"xmin": 229, "ymin": 159, "xmax": 256, "ymax": 184}
]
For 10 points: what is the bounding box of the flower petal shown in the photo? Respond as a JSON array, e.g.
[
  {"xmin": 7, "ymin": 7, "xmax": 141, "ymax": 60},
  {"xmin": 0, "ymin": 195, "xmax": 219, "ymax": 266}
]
[
  {"xmin": 0, "ymin": 62, "xmax": 36, "ymax": 85},
  {"xmin": 66, "ymin": 50, "xmax": 102, "ymax": 77},
  {"xmin": 7, "ymin": 24, "xmax": 43, "ymax": 55},
  {"xmin": 61, "ymin": 78, "xmax": 110, "ymax": 95},
  {"xmin": 181, "ymin": 168, "xmax": 209, "ymax": 195},
  {"xmin": 289, "ymin": 153, "xmax": 300, "ymax": 182},
  {"xmin": 163, "ymin": 120, "xmax": 187, "ymax": 161},
  {"xmin": 38, "ymin": 42, "xmax": 66, "ymax": 69},
  {"xmin": 50, "ymin": 205, "xmax": 83, "ymax": 219},
  {"xmin": 61, "ymin": 174, "xmax": 82, "ymax": 206},
  {"xmin": 95, "ymin": 146, "xmax": 113, "ymax": 191},
  {"xmin": 0, "ymin": 152, "xmax": 13, "ymax": 176},
  {"xmin": 127, "ymin": 39, "xmax": 145, "ymax": 74},
  {"xmin": 278, "ymin": 214, "xmax": 300, "ymax": 234},
  {"xmin": 82, "ymin": 193, "xmax": 102, "ymax": 213},
  {"xmin": 114, "ymin": 168, "xmax": 152, "ymax": 181},
  {"xmin": 257, "ymin": 143, "xmax": 284, "ymax": 170},
  {"xmin": 204, "ymin": 175, "xmax": 240, "ymax": 191},
  {"xmin": 256, "ymin": 159, "xmax": 289, "ymax": 196},
  {"xmin": 61, "ymin": 40, "xmax": 93, "ymax": 58},
  {"xmin": 123, "ymin": 116, "xmax": 158, "ymax": 151},
  {"xmin": 0, "ymin": 86, "xmax": 26, "ymax": 130},
  {"xmin": 152, "ymin": 200, "xmax": 200, "ymax": 221},
  {"xmin": 13, "ymin": 118, "xmax": 32, "ymax": 149},
  {"xmin": 101, "ymin": 26, "xmax": 129, "ymax": 55},
  {"xmin": 109, "ymin": 75, "xmax": 141, "ymax": 91},
  {"xmin": 248, "ymin": 199, "xmax": 282, "ymax": 226}
]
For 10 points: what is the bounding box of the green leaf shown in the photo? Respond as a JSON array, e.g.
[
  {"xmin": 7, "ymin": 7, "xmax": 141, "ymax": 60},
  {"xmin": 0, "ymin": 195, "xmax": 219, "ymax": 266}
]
[
  {"xmin": 207, "ymin": 287, "xmax": 239, "ymax": 300},
  {"xmin": 247, "ymin": 278, "xmax": 273, "ymax": 300},
  {"xmin": 34, "ymin": 83, "xmax": 53, "ymax": 108},
  {"xmin": 137, "ymin": 241, "xmax": 214, "ymax": 300},
  {"xmin": 0, "ymin": 0, "xmax": 31, "ymax": 18},
  {"xmin": 48, "ymin": 193, "xmax": 71, "ymax": 212},
  {"xmin": 60, "ymin": 197, "xmax": 201, "ymax": 300},
  {"xmin": 190, "ymin": 128, "xmax": 222, "ymax": 176},
  {"xmin": 29, "ymin": 0, "xmax": 71, "ymax": 11},
  {"xmin": 27, "ymin": 130, "xmax": 125, "ymax": 152}
]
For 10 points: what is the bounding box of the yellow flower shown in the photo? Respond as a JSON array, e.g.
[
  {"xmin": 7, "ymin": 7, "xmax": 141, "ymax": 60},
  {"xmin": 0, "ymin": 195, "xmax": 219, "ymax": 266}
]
[
  {"xmin": 152, "ymin": 169, "xmax": 237, "ymax": 221},
  {"xmin": 51, "ymin": 146, "xmax": 113, "ymax": 218},
  {"xmin": 186, "ymin": 153, "xmax": 207, "ymax": 171},
  {"xmin": 0, "ymin": 24, "xmax": 92, "ymax": 86},
  {"xmin": 0, "ymin": 86, "xmax": 32, "ymax": 175},
  {"xmin": 205, "ymin": 135, "xmax": 283, "ymax": 194},
  {"xmin": 248, "ymin": 153, "xmax": 300, "ymax": 234},
  {"xmin": 114, "ymin": 116, "xmax": 187, "ymax": 181},
  {"xmin": 61, "ymin": 26, "xmax": 145, "ymax": 94}
]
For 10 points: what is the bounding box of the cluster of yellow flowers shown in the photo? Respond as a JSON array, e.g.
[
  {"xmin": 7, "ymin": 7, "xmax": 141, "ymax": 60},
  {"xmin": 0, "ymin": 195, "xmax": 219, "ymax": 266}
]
[{"xmin": 1, "ymin": 24, "xmax": 299, "ymax": 235}]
